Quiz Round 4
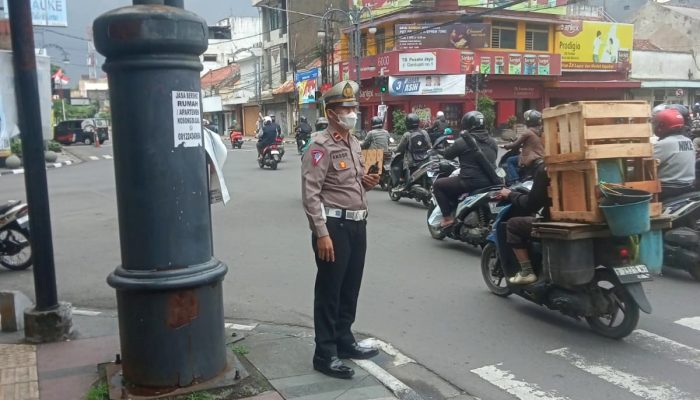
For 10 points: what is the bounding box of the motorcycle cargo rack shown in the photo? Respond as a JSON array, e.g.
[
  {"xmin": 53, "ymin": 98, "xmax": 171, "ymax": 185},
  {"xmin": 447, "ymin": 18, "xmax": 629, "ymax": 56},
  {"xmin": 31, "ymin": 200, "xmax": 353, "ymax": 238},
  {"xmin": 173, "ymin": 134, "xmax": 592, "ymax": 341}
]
[{"xmin": 542, "ymin": 101, "xmax": 653, "ymax": 165}]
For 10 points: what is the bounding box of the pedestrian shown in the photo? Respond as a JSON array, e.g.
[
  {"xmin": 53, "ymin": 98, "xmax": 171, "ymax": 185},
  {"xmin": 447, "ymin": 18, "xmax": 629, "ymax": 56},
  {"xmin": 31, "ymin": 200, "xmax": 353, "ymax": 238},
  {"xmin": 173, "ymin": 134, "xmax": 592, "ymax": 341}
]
[{"xmin": 301, "ymin": 80, "xmax": 381, "ymax": 380}]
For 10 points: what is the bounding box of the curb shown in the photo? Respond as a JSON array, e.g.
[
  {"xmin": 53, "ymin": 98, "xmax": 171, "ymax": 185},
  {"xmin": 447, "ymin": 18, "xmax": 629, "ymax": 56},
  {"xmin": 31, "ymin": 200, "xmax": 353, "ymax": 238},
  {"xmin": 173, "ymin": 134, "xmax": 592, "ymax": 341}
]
[{"xmin": 0, "ymin": 160, "xmax": 81, "ymax": 177}]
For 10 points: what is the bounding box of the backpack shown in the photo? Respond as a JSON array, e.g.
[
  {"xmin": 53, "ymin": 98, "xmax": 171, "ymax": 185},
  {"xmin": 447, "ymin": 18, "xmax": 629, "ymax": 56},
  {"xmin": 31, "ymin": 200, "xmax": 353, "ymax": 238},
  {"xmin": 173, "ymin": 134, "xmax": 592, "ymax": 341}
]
[{"xmin": 408, "ymin": 131, "xmax": 431, "ymax": 162}]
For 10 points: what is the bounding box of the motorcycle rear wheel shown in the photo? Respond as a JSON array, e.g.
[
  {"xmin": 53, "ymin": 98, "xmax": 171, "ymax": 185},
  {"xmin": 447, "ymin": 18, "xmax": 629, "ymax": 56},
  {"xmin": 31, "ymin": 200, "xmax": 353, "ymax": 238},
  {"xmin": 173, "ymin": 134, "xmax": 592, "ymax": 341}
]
[
  {"xmin": 427, "ymin": 204, "xmax": 446, "ymax": 240},
  {"xmin": 0, "ymin": 227, "xmax": 32, "ymax": 270},
  {"xmin": 389, "ymin": 189, "xmax": 401, "ymax": 202},
  {"xmin": 480, "ymin": 242, "xmax": 511, "ymax": 297},
  {"xmin": 585, "ymin": 269, "xmax": 640, "ymax": 339},
  {"xmin": 270, "ymin": 161, "xmax": 278, "ymax": 170}
]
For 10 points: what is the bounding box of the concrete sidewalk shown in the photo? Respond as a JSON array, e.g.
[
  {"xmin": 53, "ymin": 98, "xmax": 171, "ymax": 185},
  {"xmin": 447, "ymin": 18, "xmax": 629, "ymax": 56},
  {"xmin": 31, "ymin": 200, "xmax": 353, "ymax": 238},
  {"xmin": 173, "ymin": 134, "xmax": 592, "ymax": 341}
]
[{"xmin": 0, "ymin": 310, "xmax": 473, "ymax": 400}]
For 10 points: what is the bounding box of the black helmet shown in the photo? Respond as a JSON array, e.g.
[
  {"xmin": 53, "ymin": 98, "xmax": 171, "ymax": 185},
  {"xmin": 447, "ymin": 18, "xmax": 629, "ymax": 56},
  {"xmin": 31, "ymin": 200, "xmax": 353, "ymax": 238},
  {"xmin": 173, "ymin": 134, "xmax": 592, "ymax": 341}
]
[
  {"xmin": 315, "ymin": 117, "xmax": 329, "ymax": 130},
  {"xmin": 371, "ymin": 116, "xmax": 383, "ymax": 129},
  {"xmin": 524, "ymin": 109, "xmax": 542, "ymax": 127},
  {"xmin": 406, "ymin": 113, "xmax": 420, "ymax": 130},
  {"xmin": 300, "ymin": 116, "xmax": 307, "ymax": 123},
  {"xmin": 694, "ymin": 103, "xmax": 700, "ymax": 113},
  {"xmin": 461, "ymin": 111, "xmax": 485, "ymax": 131},
  {"xmin": 668, "ymin": 104, "xmax": 691, "ymax": 126}
]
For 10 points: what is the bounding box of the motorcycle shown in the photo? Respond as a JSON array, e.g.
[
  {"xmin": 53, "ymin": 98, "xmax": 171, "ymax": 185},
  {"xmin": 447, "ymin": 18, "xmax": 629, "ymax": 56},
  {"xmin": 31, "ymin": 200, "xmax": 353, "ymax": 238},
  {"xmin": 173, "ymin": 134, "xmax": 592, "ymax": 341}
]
[
  {"xmin": 480, "ymin": 195, "xmax": 652, "ymax": 339},
  {"xmin": 0, "ymin": 201, "xmax": 32, "ymax": 271},
  {"xmin": 258, "ymin": 143, "xmax": 281, "ymax": 170},
  {"xmin": 426, "ymin": 164, "xmax": 506, "ymax": 247},
  {"xmin": 660, "ymin": 191, "xmax": 700, "ymax": 281},
  {"xmin": 275, "ymin": 136, "xmax": 286, "ymax": 160},
  {"xmin": 229, "ymin": 129, "xmax": 244, "ymax": 149},
  {"xmin": 388, "ymin": 151, "xmax": 442, "ymax": 207}
]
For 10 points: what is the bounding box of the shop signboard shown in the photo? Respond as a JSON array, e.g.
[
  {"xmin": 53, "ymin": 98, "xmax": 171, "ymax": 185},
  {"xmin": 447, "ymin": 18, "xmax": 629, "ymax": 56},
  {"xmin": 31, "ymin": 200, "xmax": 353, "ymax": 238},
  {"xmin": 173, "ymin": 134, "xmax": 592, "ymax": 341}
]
[
  {"xmin": 295, "ymin": 68, "xmax": 319, "ymax": 105},
  {"xmin": 388, "ymin": 74, "xmax": 466, "ymax": 96},
  {"xmin": 556, "ymin": 21, "xmax": 634, "ymax": 71},
  {"xmin": 395, "ymin": 23, "xmax": 491, "ymax": 51},
  {"xmin": 2, "ymin": 0, "xmax": 69, "ymax": 27}
]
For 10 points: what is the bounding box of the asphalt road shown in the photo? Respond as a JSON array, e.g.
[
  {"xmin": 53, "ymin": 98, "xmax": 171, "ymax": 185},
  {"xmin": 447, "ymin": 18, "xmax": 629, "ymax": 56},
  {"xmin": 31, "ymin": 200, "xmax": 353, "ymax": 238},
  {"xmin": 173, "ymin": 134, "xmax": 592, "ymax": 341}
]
[{"xmin": 2, "ymin": 141, "xmax": 700, "ymax": 400}]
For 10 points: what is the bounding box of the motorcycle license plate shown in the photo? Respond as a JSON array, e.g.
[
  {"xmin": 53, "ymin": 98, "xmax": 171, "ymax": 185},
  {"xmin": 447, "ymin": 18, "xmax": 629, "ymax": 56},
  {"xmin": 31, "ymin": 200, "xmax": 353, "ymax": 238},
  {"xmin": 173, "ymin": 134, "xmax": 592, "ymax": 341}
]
[
  {"xmin": 271, "ymin": 150, "xmax": 280, "ymax": 155},
  {"xmin": 16, "ymin": 215, "xmax": 29, "ymax": 226},
  {"xmin": 613, "ymin": 265, "xmax": 652, "ymax": 283},
  {"xmin": 447, "ymin": 140, "xmax": 455, "ymax": 144}
]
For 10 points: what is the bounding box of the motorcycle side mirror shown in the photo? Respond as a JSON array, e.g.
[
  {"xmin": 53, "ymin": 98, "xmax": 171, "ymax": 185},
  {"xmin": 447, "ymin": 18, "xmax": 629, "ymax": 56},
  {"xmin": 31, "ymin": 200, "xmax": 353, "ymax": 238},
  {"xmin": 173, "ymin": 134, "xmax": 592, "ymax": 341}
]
[{"xmin": 495, "ymin": 167, "xmax": 507, "ymax": 179}]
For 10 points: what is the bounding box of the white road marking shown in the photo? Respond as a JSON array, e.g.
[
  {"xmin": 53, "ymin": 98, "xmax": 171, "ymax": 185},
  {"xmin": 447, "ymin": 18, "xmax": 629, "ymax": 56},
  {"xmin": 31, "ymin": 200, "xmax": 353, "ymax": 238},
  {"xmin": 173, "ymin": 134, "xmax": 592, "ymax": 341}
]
[
  {"xmin": 471, "ymin": 364, "xmax": 571, "ymax": 400},
  {"xmin": 224, "ymin": 322, "xmax": 257, "ymax": 331},
  {"xmin": 89, "ymin": 156, "xmax": 99, "ymax": 161},
  {"xmin": 13, "ymin": 169, "xmax": 24, "ymax": 174},
  {"xmin": 627, "ymin": 330, "xmax": 700, "ymax": 370},
  {"xmin": 354, "ymin": 359, "xmax": 421, "ymax": 400},
  {"xmin": 359, "ymin": 338, "xmax": 415, "ymax": 366},
  {"xmin": 676, "ymin": 317, "xmax": 700, "ymax": 332},
  {"xmin": 64, "ymin": 161, "xmax": 72, "ymax": 165},
  {"xmin": 72, "ymin": 308, "xmax": 102, "ymax": 316},
  {"xmin": 103, "ymin": 155, "xmax": 113, "ymax": 159},
  {"xmin": 547, "ymin": 347, "xmax": 692, "ymax": 400},
  {"xmin": 52, "ymin": 163, "xmax": 62, "ymax": 168}
]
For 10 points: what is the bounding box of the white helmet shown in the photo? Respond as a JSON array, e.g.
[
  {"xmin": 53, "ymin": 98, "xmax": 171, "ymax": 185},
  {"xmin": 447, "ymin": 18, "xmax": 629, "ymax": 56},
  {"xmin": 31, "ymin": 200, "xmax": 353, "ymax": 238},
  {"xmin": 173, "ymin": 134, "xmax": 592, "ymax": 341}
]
[{"xmin": 436, "ymin": 111, "xmax": 445, "ymax": 118}]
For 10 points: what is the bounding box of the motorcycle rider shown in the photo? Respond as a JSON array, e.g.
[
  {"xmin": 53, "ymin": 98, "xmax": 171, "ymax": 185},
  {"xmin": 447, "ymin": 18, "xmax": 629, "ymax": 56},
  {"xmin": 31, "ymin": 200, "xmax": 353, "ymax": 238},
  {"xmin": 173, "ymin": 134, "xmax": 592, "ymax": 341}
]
[
  {"xmin": 296, "ymin": 116, "xmax": 313, "ymax": 153},
  {"xmin": 394, "ymin": 113, "xmax": 432, "ymax": 189},
  {"xmin": 270, "ymin": 114, "xmax": 283, "ymax": 138},
  {"xmin": 653, "ymin": 108, "xmax": 696, "ymax": 200},
  {"xmin": 361, "ymin": 116, "xmax": 390, "ymax": 152},
  {"xmin": 428, "ymin": 110, "xmax": 448, "ymax": 144},
  {"xmin": 433, "ymin": 111, "xmax": 502, "ymax": 227},
  {"xmin": 315, "ymin": 117, "xmax": 329, "ymax": 132},
  {"xmin": 257, "ymin": 116, "xmax": 278, "ymax": 159},
  {"xmin": 502, "ymin": 110, "xmax": 544, "ymax": 185},
  {"xmin": 497, "ymin": 159, "xmax": 549, "ymax": 285}
]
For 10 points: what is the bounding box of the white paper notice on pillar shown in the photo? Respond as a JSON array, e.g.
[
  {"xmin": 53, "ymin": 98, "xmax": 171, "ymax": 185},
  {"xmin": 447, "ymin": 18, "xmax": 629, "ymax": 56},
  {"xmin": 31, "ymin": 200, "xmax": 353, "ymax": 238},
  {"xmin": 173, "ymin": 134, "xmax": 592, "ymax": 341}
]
[{"xmin": 172, "ymin": 91, "xmax": 203, "ymax": 148}]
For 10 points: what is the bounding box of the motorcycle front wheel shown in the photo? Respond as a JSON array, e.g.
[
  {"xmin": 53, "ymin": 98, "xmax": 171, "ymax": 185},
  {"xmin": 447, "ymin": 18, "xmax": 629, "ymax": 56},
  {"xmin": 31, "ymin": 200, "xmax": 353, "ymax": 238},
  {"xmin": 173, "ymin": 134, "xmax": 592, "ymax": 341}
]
[
  {"xmin": 480, "ymin": 242, "xmax": 511, "ymax": 297},
  {"xmin": 585, "ymin": 269, "xmax": 640, "ymax": 339},
  {"xmin": 0, "ymin": 227, "xmax": 32, "ymax": 270}
]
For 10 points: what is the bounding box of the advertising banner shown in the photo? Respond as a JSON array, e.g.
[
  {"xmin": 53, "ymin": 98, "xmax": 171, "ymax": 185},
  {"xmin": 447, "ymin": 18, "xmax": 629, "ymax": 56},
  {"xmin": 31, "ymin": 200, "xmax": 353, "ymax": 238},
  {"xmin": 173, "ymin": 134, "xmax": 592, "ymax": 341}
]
[
  {"xmin": 395, "ymin": 23, "xmax": 491, "ymax": 51},
  {"xmin": 2, "ymin": 0, "xmax": 69, "ymax": 27},
  {"xmin": 388, "ymin": 75, "xmax": 466, "ymax": 96},
  {"xmin": 556, "ymin": 21, "xmax": 633, "ymax": 71},
  {"xmin": 351, "ymin": 0, "xmax": 411, "ymax": 18},
  {"xmin": 398, "ymin": 52, "xmax": 437, "ymax": 72},
  {"xmin": 457, "ymin": 0, "xmax": 568, "ymax": 15},
  {"xmin": 295, "ymin": 68, "xmax": 319, "ymax": 105},
  {"xmin": 461, "ymin": 50, "xmax": 557, "ymax": 76}
]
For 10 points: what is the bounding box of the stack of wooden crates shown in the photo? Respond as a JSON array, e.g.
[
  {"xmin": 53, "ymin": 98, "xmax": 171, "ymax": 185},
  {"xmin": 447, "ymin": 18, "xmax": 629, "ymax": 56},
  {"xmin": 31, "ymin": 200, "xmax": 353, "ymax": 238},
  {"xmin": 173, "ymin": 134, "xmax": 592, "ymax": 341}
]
[{"xmin": 542, "ymin": 101, "xmax": 661, "ymax": 223}]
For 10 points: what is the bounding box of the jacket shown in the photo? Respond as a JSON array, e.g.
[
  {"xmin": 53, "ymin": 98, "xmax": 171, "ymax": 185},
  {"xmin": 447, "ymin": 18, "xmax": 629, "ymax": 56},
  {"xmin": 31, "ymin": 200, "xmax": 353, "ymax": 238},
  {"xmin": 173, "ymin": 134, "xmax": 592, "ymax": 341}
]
[
  {"xmin": 654, "ymin": 133, "xmax": 695, "ymax": 185},
  {"xmin": 297, "ymin": 122, "xmax": 312, "ymax": 138},
  {"xmin": 443, "ymin": 132, "xmax": 501, "ymax": 185},
  {"xmin": 396, "ymin": 129, "xmax": 432, "ymax": 168},
  {"xmin": 361, "ymin": 129, "xmax": 390, "ymax": 151},
  {"xmin": 508, "ymin": 162, "xmax": 550, "ymax": 218},
  {"xmin": 504, "ymin": 127, "xmax": 545, "ymax": 168},
  {"xmin": 470, "ymin": 129, "xmax": 498, "ymax": 166},
  {"xmin": 429, "ymin": 118, "xmax": 448, "ymax": 143},
  {"xmin": 260, "ymin": 124, "xmax": 278, "ymax": 146}
]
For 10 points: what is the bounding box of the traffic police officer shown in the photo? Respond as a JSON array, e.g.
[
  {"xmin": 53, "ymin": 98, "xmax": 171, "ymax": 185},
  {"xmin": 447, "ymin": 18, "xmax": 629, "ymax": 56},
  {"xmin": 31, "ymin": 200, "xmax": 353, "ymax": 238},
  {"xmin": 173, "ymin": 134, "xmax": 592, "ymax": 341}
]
[{"xmin": 301, "ymin": 80, "xmax": 381, "ymax": 379}]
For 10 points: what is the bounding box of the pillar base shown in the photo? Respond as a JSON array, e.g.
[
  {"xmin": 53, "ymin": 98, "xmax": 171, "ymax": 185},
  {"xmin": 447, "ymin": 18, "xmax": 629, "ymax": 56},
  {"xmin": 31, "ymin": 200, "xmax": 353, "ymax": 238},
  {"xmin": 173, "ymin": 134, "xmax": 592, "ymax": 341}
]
[{"xmin": 24, "ymin": 302, "xmax": 73, "ymax": 343}]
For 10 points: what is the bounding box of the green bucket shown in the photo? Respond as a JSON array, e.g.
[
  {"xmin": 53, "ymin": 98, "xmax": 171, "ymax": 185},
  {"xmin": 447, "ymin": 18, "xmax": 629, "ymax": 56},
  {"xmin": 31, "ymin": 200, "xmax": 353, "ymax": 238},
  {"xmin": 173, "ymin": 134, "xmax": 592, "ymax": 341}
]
[{"xmin": 599, "ymin": 197, "xmax": 651, "ymax": 237}]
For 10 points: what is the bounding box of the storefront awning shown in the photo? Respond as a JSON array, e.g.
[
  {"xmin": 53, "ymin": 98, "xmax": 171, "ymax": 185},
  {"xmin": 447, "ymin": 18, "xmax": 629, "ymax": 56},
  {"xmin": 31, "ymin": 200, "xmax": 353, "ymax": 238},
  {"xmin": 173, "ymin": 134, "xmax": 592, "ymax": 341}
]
[
  {"xmin": 545, "ymin": 80, "xmax": 641, "ymax": 89},
  {"xmin": 272, "ymin": 80, "xmax": 295, "ymax": 95},
  {"xmin": 640, "ymin": 81, "xmax": 700, "ymax": 88}
]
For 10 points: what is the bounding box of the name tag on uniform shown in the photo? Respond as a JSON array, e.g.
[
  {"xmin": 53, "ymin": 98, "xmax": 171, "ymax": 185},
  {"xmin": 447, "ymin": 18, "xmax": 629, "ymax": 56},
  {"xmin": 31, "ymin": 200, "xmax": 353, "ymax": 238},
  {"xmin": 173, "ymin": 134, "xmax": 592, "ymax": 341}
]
[{"xmin": 331, "ymin": 151, "xmax": 351, "ymax": 170}]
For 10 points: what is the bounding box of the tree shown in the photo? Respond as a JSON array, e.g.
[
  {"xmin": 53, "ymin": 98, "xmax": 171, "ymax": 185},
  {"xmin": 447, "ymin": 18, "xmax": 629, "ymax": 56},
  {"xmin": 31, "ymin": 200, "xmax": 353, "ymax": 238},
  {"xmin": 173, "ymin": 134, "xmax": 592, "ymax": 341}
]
[
  {"xmin": 477, "ymin": 95, "xmax": 496, "ymax": 133},
  {"xmin": 52, "ymin": 100, "xmax": 99, "ymax": 123},
  {"xmin": 392, "ymin": 109, "xmax": 407, "ymax": 136}
]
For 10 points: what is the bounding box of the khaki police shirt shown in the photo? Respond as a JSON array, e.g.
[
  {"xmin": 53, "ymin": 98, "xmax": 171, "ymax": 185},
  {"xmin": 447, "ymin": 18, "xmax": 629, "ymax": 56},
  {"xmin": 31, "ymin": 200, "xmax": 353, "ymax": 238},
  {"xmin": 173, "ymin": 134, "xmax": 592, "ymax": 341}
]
[{"xmin": 302, "ymin": 128, "xmax": 367, "ymax": 237}]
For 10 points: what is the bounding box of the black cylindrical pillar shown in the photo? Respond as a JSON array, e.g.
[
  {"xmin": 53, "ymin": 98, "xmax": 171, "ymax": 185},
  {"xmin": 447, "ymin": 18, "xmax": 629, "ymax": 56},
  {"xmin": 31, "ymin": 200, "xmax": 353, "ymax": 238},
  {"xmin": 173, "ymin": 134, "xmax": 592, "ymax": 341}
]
[{"xmin": 93, "ymin": 3, "xmax": 228, "ymax": 389}]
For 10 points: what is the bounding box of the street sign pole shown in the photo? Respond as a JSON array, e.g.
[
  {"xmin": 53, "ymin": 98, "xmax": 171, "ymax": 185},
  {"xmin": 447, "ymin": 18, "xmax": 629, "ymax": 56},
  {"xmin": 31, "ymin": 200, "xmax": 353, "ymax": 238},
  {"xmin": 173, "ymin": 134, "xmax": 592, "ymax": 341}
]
[{"xmin": 94, "ymin": 0, "xmax": 228, "ymax": 390}]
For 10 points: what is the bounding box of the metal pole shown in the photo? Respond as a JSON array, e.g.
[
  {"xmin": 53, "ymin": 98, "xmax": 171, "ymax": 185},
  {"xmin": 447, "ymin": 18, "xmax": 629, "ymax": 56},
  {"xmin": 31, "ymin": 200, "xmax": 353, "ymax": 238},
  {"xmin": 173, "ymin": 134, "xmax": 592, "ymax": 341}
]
[
  {"xmin": 354, "ymin": 11, "xmax": 362, "ymax": 131},
  {"xmin": 8, "ymin": 0, "xmax": 59, "ymax": 311},
  {"xmin": 475, "ymin": 74, "xmax": 480, "ymax": 107}
]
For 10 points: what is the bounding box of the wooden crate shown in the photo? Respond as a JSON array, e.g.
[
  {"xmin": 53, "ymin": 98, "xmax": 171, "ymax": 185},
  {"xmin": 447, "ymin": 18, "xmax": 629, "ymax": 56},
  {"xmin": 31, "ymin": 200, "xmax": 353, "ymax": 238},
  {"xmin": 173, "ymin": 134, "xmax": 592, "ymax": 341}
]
[
  {"xmin": 548, "ymin": 158, "xmax": 661, "ymax": 223},
  {"xmin": 543, "ymin": 101, "xmax": 653, "ymax": 164},
  {"xmin": 361, "ymin": 149, "xmax": 384, "ymax": 174}
]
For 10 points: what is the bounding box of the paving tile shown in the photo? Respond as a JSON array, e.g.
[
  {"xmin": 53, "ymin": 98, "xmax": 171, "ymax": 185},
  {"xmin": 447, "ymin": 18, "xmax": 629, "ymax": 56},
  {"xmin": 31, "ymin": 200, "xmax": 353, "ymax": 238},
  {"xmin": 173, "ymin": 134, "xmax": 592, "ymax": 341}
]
[{"xmin": 0, "ymin": 344, "xmax": 39, "ymax": 400}]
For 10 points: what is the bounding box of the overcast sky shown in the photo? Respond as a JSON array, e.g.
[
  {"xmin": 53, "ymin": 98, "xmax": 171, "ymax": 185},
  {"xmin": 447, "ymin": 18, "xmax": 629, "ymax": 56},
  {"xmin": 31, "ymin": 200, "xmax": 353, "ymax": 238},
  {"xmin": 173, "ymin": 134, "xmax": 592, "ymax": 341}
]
[{"xmin": 35, "ymin": 0, "xmax": 258, "ymax": 85}]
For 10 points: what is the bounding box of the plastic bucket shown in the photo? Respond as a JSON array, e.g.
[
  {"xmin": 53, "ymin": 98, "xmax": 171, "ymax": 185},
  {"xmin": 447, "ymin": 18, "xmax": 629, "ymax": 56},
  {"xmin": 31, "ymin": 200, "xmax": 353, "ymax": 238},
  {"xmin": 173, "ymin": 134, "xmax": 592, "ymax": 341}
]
[
  {"xmin": 597, "ymin": 159, "xmax": 624, "ymax": 184},
  {"xmin": 599, "ymin": 198, "xmax": 651, "ymax": 237},
  {"xmin": 639, "ymin": 230, "xmax": 663, "ymax": 274},
  {"xmin": 600, "ymin": 186, "xmax": 652, "ymax": 205}
]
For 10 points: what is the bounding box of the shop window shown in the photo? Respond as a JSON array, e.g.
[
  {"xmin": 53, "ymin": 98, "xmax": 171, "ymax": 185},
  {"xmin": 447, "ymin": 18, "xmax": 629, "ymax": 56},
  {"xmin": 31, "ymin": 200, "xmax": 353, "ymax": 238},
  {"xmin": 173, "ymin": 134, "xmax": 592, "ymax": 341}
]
[
  {"xmin": 442, "ymin": 104, "xmax": 462, "ymax": 129},
  {"xmin": 203, "ymin": 54, "xmax": 217, "ymax": 62},
  {"xmin": 525, "ymin": 24, "xmax": 549, "ymax": 51},
  {"xmin": 375, "ymin": 28, "xmax": 386, "ymax": 54},
  {"xmin": 361, "ymin": 33, "xmax": 368, "ymax": 57},
  {"xmin": 653, "ymin": 90, "xmax": 665, "ymax": 102},
  {"xmin": 491, "ymin": 21, "xmax": 517, "ymax": 50}
]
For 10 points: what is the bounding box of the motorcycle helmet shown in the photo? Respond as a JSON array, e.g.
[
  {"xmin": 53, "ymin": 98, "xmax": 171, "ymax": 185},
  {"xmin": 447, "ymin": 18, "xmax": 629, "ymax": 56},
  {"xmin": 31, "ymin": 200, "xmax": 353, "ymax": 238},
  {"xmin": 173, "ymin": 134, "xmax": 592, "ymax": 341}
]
[
  {"xmin": 300, "ymin": 116, "xmax": 307, "ymax": 124},
  {"xmin": 444, "ymin": 127, "xmax": 453, "ymax": 136},
  {"xmin": 524, "ymin": 110, "xmax": 542, "ymax": 128},
  {"xmin": 461, "ymin": 111, "xmax": 485, "ymax": 132},
  {"xmin": 436, "ymin": 111, "xmax": 445, "ymax": 119},
  {"xmin": 406, "ymin": 113, "xmax": 420, "ymax": 130},
  {"xmin": 652, "ymin": 103, "xmax": 668, "ymax": 115},
  {"xmin": 371, "ymin": 116, "xmax": 383, "ymax": 129},
  {"xmin": 315, "ymin": 117, "xmax": 329, "ymax": 131},
  {"xmin": 652, "ymin": 108, "xmax": 684, "ymax": 136},
  {"xmin": 668, "ymin": 104, "xmax": 691, "ymax": 126},
  {"xmin": 694, "ymin": 103, "xmax": 700, "ymax": 114},
  {"xmin": 263, "ymin": 116, "xmax": 272, "ymax": 125}
]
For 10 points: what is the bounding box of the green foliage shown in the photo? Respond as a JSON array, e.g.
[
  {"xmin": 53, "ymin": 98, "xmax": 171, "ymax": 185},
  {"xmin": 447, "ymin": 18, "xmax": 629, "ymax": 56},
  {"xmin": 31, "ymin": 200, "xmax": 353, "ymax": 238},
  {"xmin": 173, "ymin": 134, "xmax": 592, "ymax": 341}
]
[
  {"xmin": 47, "ymin": 140, "xmax": 62, "ymax": 153},
  {"xmin": 96, "ymin": 111, "xmax": 111, "ymax": 122},
  {"xmin": 10, "ymin": 138, "xmax": 21, "ymax": 157},
  {"xmin": 229, "ymin": 343, "xmax": 249, "ymax": 355},
  {"xmin": 85, "ymin": 383, "xmax": 108, "ymax": 400},
  {"xmin": 392, "ymin": 109, "xmax": 407, "ymax": 136},
  {"xmin": 52, "ymin": 99, "xmax": 99, "ymax": 124},
  {"xmin": 184, "ymin": 393, "xmax": 215, "ymax": 400},
  {"xmin": 477, "ymin": 96, "xmax": 496, "ymax": 132}
]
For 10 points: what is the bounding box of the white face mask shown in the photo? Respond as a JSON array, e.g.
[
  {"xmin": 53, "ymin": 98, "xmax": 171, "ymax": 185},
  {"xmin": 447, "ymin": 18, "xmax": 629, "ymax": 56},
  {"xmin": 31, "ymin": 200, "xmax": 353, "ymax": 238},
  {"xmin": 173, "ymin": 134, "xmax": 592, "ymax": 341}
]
[{"xmin": 331, "ymin": 110, "xmax": 357, "ymax": 131}]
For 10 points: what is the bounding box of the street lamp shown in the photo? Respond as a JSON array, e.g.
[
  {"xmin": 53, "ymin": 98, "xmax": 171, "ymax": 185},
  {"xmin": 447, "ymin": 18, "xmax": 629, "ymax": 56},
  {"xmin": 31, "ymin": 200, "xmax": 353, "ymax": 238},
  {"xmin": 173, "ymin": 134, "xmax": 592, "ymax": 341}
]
[
  {"xmin": 43, "ymin": 43, "xmax": 70, "ymax": 64},
  {"xmin": 318, "ymin": 5, "xmax": 375, "ymax": 131}
]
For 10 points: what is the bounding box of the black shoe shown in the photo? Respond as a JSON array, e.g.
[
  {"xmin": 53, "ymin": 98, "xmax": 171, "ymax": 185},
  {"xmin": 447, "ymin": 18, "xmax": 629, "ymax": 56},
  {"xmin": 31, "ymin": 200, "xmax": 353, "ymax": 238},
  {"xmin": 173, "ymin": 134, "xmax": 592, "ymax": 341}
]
[
  {"xmin": 338, "ymin": 343, "xmax": 379, "ymax": 360},
  {"xmin": 313, "ymin": 355, "xmax": 354, "ymax": 379}
]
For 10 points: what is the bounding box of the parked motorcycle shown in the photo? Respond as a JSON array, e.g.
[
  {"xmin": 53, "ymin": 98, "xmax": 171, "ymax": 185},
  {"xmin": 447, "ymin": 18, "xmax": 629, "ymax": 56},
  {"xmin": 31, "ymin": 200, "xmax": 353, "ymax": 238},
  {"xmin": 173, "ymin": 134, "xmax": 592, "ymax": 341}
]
[
  {"xmin": 0, "ymin": 201, "xmax": 32, "ymax": 271},
  {"xmin": 661, "ymin": 191, "xmax": 700, "ymax": 281},
  {"xmin": 426, "ymin": 163, "xmax": 505, "ymax": 247},
  {"xmin": 388, "ymin": 152, "xmax": 442, "ymax": 207},
  {"xmin": 480, "ymin": 198, "xmax": 652, "ymax": 339},
  {"xmin": 258, "ymin": 144, "xmax": 281, "ymax": 170}
]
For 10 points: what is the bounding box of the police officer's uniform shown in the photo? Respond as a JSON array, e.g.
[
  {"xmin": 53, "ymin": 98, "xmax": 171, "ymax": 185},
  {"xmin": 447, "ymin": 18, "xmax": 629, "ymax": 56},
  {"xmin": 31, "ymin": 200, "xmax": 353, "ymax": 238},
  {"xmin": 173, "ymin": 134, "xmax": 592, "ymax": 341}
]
[{"xmin": 301, "ymin": 81, "xmax": 377, "ymax": 378}]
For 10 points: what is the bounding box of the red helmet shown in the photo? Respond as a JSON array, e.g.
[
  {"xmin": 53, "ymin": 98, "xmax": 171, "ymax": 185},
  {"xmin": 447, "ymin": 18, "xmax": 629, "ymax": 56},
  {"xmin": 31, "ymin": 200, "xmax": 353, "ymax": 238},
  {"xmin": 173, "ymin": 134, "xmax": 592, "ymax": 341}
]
[{"xmin": 652, "ymin": 108, "xmax": 684, "ymax": 136}]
